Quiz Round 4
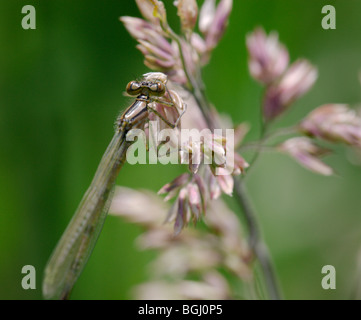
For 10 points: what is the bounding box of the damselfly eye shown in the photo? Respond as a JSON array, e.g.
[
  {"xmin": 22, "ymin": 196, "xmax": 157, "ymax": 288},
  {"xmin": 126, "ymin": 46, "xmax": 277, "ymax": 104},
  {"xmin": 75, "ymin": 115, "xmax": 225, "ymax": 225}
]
[
  {"xmin": 149, "ymin": 82, "xmax": 165, "ymax": 96},
  {"xmin": 149, "ymin": 84, "xmax": 158, "ymax": 91},
  {"xmin": 126, "ymin": 81, "xmax": 141, "ymax": 95}
]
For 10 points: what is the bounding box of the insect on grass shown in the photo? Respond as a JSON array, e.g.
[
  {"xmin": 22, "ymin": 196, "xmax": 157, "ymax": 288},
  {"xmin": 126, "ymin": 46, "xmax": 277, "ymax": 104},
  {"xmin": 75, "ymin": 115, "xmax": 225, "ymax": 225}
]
[{"xmin": 42, "ymin": 72, "xmax": 186, "ymax": 300}]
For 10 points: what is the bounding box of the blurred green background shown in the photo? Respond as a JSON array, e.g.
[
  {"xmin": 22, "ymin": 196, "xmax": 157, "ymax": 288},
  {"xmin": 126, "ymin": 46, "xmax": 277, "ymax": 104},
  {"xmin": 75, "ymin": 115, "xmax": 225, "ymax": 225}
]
[{"xmin": 0, "ymin": 0, "xmax": 361, "ymax": 300}]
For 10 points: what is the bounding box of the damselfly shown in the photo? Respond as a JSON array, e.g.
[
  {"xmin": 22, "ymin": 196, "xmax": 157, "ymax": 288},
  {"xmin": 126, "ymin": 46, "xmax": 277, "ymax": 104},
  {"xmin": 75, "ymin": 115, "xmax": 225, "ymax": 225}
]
[{"xmin": 42, "ymin": 72, "xmax": 185, "ymax": 300}]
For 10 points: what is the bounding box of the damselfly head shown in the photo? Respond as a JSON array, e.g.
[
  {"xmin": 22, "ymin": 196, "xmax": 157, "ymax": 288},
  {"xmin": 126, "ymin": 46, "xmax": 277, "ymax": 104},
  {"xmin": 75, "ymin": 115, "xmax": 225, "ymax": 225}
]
[{"xmin": 126, "ymin": 74, "xmax": 166, "ymax": 97}]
